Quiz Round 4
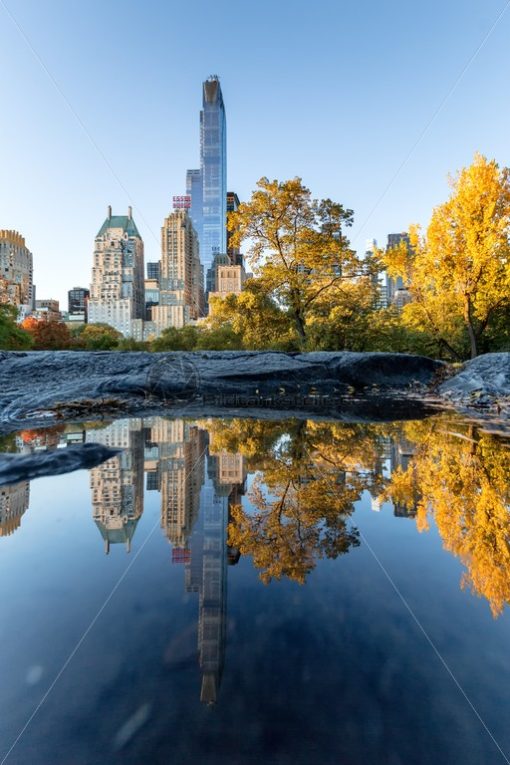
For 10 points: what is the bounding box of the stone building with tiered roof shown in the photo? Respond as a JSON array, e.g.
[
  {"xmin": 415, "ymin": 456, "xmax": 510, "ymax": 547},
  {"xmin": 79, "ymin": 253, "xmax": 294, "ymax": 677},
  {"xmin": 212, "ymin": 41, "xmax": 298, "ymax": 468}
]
[{"xmin": 88, "ymin": 206, "xmax": 144, "ymax": 338}]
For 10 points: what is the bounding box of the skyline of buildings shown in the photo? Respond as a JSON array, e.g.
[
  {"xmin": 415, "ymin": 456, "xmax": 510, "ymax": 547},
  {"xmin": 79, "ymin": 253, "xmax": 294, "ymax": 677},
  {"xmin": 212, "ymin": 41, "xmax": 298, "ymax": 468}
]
[
  {"xmin": 82, "ymin": 76, "xmax": 238, "ymax": 338},
  {"xmin": 1, "ymin": 76, "xmax": 413, "ymax": 334},
  {"xmin": 87, "ymin": 416, "xmax": 246, "ymax": 704}
]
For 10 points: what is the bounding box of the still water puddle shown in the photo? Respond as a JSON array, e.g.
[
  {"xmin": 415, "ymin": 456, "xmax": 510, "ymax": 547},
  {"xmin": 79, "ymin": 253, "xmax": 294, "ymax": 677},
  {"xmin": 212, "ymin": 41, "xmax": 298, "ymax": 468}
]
[{"xmin": 1, "ymin": 414, "xmax": 510, "ymax": 764}]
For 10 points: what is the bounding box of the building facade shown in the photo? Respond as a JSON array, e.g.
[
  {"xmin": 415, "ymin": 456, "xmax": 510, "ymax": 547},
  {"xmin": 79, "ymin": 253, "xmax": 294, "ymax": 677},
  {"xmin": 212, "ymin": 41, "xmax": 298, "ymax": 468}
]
[
  {"xmin": 150, "ymin": 209, "xmax": 203, "ymax": 334},
  {"xmin": 0, "ymin": 230, "xmax": 34, "ymax": 317},
  {"xmin": 186, "ymin": 169, "xmax": 203, "ymax": 251},
  {"xmin": 68, "ymin": 287, "xmax": 89, "ymax": 322},
  {"xmin": 386, "ymin": 233, "xmax": 412, "ymax": 307},
  {"xmin": 144, "ymin": 278, "xmax": 160, "ymax": 321},
  {"xmin": 34, "ymin": 299, "xmax": 61, "ymax": 322},
  {"xmin": 146, "ymin": 261, "xmax": 161, "ymax": 282},
  {"xmin": 87, "ymin": 419, "xmax": 145, "ymax": 554},
  {"xmin": 155, "ymin": 419, "xmax": 206, "ymax": 548},
  {"xmin": 88, "ymin": 206, "xmax": 145, "ymax": 338},
  {"xmin": 186, "ymin": 77, "xmax": 227, "ymax": 296},
  {"xmin": 0, "ymin": 482, "xmax": 30, "ymax": 537},
  {"xmin": 208, "ymin": 258, "xmax": 246, "ymax": 312}
]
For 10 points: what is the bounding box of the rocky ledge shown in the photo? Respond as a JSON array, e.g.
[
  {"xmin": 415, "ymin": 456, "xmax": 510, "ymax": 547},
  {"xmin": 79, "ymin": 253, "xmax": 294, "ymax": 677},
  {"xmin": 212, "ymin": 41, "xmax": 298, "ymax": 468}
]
[
  {"xmin": 439, "ymin": 353, "xmax": 510, "ymax": 414},
  {"xmin": 0, "ymin": 350, "xmax": 445, "ymax": 432},
  {"xmin": 0, "ymin": 443, "xmax": 120, "ymax": 486}
]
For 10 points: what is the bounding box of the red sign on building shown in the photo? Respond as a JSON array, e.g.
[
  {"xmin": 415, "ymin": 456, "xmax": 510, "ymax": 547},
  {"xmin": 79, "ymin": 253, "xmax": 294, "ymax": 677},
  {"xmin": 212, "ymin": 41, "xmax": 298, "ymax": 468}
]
[{"xmin": 172, "ymin": 195, "xmax": 191, "ymax": 210}]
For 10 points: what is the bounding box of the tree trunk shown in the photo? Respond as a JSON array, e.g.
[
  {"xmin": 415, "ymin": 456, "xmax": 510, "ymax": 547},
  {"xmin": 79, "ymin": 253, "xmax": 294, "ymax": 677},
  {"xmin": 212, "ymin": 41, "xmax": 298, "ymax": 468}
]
[
  {"xmin": 293, "ymin": 310, "xmax": 307, "ymax": 347},
  {"xmin": 464, "ymin": 295, "xmax": 478, "ymax": 359}
]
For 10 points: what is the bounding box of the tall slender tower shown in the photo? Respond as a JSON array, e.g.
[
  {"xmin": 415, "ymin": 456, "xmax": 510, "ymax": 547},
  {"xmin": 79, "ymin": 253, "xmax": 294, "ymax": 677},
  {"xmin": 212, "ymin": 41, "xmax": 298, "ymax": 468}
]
[{"xmin": 186, "ymin": 76, "xmax": 227, "ymax": 294}]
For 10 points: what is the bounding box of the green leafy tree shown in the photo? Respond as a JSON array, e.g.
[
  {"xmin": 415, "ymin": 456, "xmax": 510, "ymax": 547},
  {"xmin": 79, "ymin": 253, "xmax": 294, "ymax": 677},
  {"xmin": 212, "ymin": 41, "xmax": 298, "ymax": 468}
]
[
  {"xmin": 117, "ymin": 337, "xmax": 149, "ymax": 351},
  {"xmin": 151, "ymin": 325, "xmax": 199, "ymax": 351},
  {"xmin": 76, "ymin": 323, "xmax": 122, "ymax": 350},
  {"xmin": 194, "ymin": 324, "xmax": 243, "ymax": 350},
  {"xmin": 0, "ymin": 305, "xmax": 32, "ymax": 350}
]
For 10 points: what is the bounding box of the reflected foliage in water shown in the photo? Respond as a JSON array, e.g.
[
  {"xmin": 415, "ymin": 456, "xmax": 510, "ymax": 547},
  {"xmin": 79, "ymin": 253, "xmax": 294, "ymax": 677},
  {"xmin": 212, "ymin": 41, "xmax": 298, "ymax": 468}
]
[
  {"xmin": 382, "ymin": 416, "xmax": 510, "ymax": 616},
  {"xmin": 2, "ymin": 414, "xmax": 510, "ymax": 615},
  {"xmin": 206, "ymin": 419, "xmax": 390, "ymax": 583},
  {"xmin": 2, "ymin": 412, "xmax": 510, "ymax": 763}
]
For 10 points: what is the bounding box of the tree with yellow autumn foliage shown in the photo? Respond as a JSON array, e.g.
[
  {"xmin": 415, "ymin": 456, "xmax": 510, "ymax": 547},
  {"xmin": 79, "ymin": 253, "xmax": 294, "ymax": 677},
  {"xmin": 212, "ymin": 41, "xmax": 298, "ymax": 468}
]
[
  {"xmin": 208, "ymin": 278, "xmax": 297, "ymax": 350},
  {"xmin": 227, "ymin": 177, "xmax": 359, "ymax": 347},
  {"xmin": 384, "ymin": 155, "xmax": 510, "ymax": 358}
]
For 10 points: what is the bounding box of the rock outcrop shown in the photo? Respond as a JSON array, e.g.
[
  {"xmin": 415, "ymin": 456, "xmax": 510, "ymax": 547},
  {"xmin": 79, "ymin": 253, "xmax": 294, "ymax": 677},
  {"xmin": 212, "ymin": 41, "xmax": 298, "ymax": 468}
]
[
  {"xmin": 0, "ymin": 350, "xmax": 444, "ymax": 432},
  {"xmin": 439, "ymin": 353, "xmax": 510, "ymax": 411},
  {"xmin": 0, "ymin": 443, "xmax": 120, "ymax": 486}
]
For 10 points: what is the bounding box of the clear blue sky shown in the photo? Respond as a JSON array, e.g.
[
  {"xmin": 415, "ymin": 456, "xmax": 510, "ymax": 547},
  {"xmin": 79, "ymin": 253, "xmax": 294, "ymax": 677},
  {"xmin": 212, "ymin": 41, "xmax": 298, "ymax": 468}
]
[{"xmin": 1, "ymin": 0, "xmax": 509, "ymax": 305}]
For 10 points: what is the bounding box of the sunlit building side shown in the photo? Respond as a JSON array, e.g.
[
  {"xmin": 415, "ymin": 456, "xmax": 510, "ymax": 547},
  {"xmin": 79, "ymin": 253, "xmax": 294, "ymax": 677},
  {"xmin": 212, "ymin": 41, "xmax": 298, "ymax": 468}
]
[
  {"xmin": 0, "ymin": 230, "xmax": 34, "ymax": 319},
  {"xmin": 226, "ymin": 191, "xmax": 243, "ymax": 267},
  {"xmin": 153, "ymin": 419, "xmax": 206, "ymax": 547},
  {"xmin": 149, "ymin": 209, "xmax": 204, "ymax": 334},
  {"xmin": 88, "ymin": 206, "xmax": 145, "ymax": 338}
]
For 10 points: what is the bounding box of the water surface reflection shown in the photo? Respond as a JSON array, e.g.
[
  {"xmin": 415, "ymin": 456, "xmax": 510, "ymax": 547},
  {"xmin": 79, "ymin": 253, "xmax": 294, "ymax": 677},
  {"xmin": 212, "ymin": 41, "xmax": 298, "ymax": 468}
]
[{"xmin": 1, "ymin": 414, "xmax": 510, "ymax": 763}]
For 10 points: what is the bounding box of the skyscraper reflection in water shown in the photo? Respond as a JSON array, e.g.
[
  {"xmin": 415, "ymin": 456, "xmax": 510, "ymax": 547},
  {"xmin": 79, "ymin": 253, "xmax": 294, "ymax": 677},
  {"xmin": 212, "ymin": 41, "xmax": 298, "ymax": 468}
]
[
  {"xmin": 87, "ymin": 417, "xmax": 245, "ymax": 703},
  {"xmin": 88, "ymin": 420, "xmax": 144, "ymax": 554},
  {"xmin": 186, "ymin": 448, "xmax": 246, "ymax": 704},
  {"xmin": 0, "ymin": 481, "xmax": 30, "ymax": 537}
]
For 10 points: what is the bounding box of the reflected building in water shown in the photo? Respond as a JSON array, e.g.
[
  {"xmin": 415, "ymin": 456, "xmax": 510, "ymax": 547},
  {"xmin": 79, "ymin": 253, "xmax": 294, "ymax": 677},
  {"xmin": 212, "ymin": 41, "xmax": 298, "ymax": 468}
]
[
  {"xmin": 185, "ymin": 444, "xmax": 246, "ymax": 704},
  {"xmin": 368, "ymin": 433, "xmax": 418, "ymax": 516},
  {"xmin": 0, "ymin": 482, "xmax": 30, "ymax": 537},
  {"xmin": 0, "ymin": 416, "xmax": 267, "ymax": 703},
  {"xmin": 88, "ymin": 420, "xmax": 144, "ymax": 553},
  {"xmin": 97, "ymin": 415, "xmax": 246, "ymax": 704},
  {"xmin": 152, "ymin": 419, "xmax": 206, "ymax": 550},
  {"xmin": 390, "ymin": 436, "xmax": 418, "ymax": 518}
]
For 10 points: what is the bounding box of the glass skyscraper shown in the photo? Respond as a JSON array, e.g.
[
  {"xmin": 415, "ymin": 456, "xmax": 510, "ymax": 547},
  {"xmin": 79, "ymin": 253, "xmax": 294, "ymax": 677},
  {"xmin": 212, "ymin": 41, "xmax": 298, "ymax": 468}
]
[
  {"xmin": 186, "ymin": 168, "xmax": 203, "ymax": 250},
  {"xmin": 187, "ymin": 76, "xmax": 227, "ymax": 290}
]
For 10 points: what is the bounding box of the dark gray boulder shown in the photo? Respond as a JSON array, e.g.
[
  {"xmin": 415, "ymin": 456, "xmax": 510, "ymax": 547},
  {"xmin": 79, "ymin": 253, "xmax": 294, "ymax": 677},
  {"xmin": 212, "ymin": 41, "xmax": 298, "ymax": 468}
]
[
  {"xmin": 0, "ymin": 350, "xmax": 444, "ymax": 432},
  {"xmin": 0, "ymin": 443, "xmax": 120, "ymax": 486}
]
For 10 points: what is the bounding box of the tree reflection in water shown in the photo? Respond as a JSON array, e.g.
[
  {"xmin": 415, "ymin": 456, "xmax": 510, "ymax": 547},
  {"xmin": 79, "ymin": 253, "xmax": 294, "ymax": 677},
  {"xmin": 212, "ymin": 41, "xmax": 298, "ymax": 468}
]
[
  {"xmin": 381, "ymin": 416, "xmax": 510, "ymax": 617},
  {"xmin": 206, "ymin": 418, "xmax": 390, "ymax": 584},
  {"xmin": 2, "ymin": 414, "xmax": 510, "ymax": 616},
  {"xmin": 208, "ymin": 415, "xmax": 510, "ymax": 617}
]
